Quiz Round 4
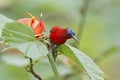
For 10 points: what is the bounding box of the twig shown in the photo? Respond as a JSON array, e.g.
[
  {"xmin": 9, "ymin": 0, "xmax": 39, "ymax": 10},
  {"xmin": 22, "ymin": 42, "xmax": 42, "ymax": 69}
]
[
  {"xmin": 94, "ymin": 47, "xmax": 120, "ymax": 63},
  {"xmin": 77, "ymin": 0, "xmax": 89, "ymax": 43},
  {"xmin": 25, "ymin": 58, "xmax": 42, "ymax": 80}
]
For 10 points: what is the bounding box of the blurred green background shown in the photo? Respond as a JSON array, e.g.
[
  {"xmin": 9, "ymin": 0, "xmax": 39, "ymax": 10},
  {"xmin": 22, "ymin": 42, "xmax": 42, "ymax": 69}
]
[{"xmin": 0, "ymin": 0, "xmax": 120, "ymax": 80}]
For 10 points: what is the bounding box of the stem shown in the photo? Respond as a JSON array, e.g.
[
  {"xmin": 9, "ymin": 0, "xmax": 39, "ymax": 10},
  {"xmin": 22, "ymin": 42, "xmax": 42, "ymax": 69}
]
[
  {"xmin": 26, "ymin": 58, "xmax": 42, "ymax": 80},
  {"xmin": 77, "ymin": 0, "xmax": 89, "ymax": 43},
  {"xmin": 47, "ymin": 54, "xmax": 61, "ymax": 80},
  {"xmin": 94, "ymin": 47, "xmax": 119, "ymax": 63},
  {"xmin": 45, "ymin": 39, "xmax": 60, "ymax": 80}
]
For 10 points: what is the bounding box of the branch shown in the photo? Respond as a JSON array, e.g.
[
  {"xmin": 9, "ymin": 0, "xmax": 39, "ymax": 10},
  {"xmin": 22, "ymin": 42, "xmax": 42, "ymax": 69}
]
[
  {"xmin": 94, "ymin": 47, "xmax": 120, "ymax": 63},
  {"xmin": 45, "ymin": 40, "xmax": 60, "ymax": 80},
  {"xmin": 77, "ymin": 0, "xmax": 89, "ymax": 43},
  {"xmin": 47, "ymin": 54, "xmax": 60, "ymax": 80},
  {"xmin": 25, "ymin": 58, "xmax": 42, "ymax": 80}
]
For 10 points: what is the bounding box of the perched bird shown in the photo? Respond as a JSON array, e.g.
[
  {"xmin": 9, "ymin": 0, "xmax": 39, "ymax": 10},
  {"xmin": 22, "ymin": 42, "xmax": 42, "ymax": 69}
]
[
  {"xmin": 49, "ymin": 26, "xmax": 78, "ymax": 61},
  {"xmin": 50, "ymin": 26, "xmax": 78, "ymax": 45}
]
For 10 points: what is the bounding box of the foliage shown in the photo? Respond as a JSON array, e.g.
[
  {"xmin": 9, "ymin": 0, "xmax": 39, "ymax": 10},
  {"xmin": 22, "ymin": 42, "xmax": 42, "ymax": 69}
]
[
  {"xmin": 0, "ymin": 13, "xmax": 103, "ymax": 80},
  {"xmin": 58, "ymin": 44, "xmax": 103, "ymax": 80},
  {"xmin": 2, "ymin": 22, "xmax": 48, "ymax": 59},
  {"xmin": 0, "ymin": 0, "xmax": 120, "ymax": 80}
]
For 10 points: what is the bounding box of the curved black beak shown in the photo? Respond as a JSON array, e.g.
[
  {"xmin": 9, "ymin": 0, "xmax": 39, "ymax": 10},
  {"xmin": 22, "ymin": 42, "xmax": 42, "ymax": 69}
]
[{"xmin": 71, "ymin": 35, "xmax": 79, "ymax": 43}]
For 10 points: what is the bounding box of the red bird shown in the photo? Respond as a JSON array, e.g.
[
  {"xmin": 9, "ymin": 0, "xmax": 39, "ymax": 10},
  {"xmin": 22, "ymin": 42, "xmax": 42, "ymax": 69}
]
[
  {"xmin": 50, "ymin": 26, "xmax": 78, "ymax": 45},
  {"xmin": 50, "ymin": 26, "xmax": 78, "ymax": 61}
]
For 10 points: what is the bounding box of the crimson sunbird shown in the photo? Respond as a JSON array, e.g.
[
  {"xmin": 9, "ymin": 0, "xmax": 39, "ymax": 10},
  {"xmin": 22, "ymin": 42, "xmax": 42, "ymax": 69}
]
[
  {"xmin": 49, "ymin": 26, "xmax": 78, "ymax": 61},
  {"xmin": 50, "ymin": 26, "xmax": 78, "ymax": 45}
]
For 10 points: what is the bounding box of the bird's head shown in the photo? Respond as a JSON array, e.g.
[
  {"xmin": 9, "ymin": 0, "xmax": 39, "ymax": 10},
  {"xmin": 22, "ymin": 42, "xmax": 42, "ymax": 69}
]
[{"xmin": 66, "ymin": 29, "xmax": 78, "ymax": 42}]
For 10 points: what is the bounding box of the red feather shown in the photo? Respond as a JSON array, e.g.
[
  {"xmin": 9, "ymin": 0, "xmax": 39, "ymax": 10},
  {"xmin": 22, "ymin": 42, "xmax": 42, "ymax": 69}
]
[{"xmin": 50, "ymin": 26, "xmax": 71, "ymax": 45}]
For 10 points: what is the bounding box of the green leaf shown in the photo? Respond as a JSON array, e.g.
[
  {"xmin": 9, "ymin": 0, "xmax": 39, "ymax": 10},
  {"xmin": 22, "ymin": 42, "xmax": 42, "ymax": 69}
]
[
  {"xmin": 58, "ymin": 44, "xmax": 103, "ymax": 80},
  {"xmin": 0, "ymin": 63, "xmax": 32, "ymax": 80},
  {"xmin": 34, "ymin": 61, "xmax": 55, "ymax": 79},
  {"xmin": 0, "ymin": 43, "xmax": 9, "ymax": 54},
  {"xmin": 2, "ymin": 22, "xmax": 48, "ymax": 59},
  {"xmin": 1, "ymin": 52, "xmax": 29, "ymax": 67},
  {"xmin": 2, "ymin": 22, "xmax": 35, "ymax": 43},
  {"xmin": 0, "ymin": 14, "xmax": 14, "ymax": 36},
  {"xmin": 0, "ymin": 46, "xmax": 29, "ymax": 66}
]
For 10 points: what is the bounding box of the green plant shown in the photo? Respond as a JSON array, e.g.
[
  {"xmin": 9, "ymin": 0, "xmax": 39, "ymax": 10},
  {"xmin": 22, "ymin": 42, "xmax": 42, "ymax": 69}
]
[{"xmin": 0, "ymin": 14, "xmax": 103, "ymax": 80}]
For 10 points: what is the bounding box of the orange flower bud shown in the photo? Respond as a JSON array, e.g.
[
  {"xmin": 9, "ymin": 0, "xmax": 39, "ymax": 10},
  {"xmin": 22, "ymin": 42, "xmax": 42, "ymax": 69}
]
[
  {"xmin": 18, "ymin": 13, "xmax": 46, "ymax": 37},
  {"xmin": 33, "ymin": 20, "xmax": 46, "ymax": 36}
]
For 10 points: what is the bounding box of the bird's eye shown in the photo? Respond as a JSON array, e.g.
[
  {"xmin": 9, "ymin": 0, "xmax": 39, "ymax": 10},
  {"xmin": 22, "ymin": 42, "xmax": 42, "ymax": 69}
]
[{"xmin": 67, "ymin": 33, "xmax": 70, "ymax": 35}]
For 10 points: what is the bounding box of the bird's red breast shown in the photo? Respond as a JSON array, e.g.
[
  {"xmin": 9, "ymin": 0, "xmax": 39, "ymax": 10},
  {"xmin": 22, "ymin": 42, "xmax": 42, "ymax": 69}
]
[{"xmin": 50, "ymin": 26, "xmax": 71, "ymax": 45}]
